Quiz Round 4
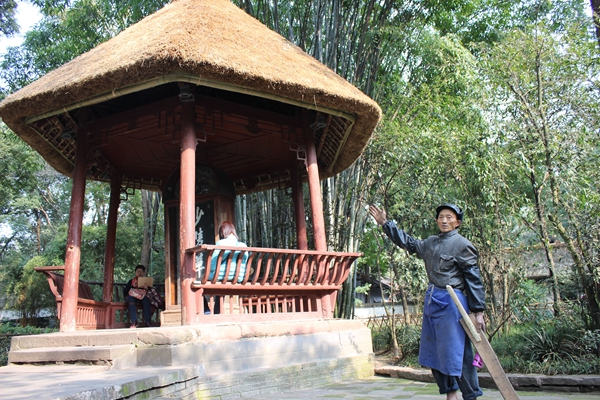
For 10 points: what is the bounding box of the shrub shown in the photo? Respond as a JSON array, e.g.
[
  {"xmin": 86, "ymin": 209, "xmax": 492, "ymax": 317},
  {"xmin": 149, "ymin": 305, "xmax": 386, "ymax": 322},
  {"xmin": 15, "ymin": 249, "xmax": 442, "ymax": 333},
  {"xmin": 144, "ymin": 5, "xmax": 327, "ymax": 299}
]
[
  {"xmin": 371, "ymin": 324, "xmax": 392, "ymax": 352},
  {"xmin": 579, "ymin": 329, "xmax": 600, "ymax": 358},
  {"xmin": 0, "ymin": 322, "xmax": 58, "ymax": 366},
  {"xmin": 370, "ymin": 321, "xmax": 420, "ymax": 350},
  {"xmin": 520, "ymin": 323, "xmax": 578, "ymax": 364},
  {"xmin": 395, "ymin": 323, "xmax": 420, "ymax": 357},
  {"xmin": 490, "ymin": 314, "xmax": 600, "ymax": 375}
]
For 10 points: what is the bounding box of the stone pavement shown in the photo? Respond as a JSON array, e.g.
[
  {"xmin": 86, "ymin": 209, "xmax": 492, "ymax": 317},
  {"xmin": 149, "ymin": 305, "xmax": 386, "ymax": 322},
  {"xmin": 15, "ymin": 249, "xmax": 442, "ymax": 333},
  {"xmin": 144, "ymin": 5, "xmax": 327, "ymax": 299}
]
[
  {"xmin": 244, "ymin": 376, "xmax": 600, "ymax": 400},
  {"xmin": 0, "ymin": 364, "xmax": 197, "ymax": 400},
  {"xmin": 1, "ymin": 363, "xmax": 599, "ymax": 400}
]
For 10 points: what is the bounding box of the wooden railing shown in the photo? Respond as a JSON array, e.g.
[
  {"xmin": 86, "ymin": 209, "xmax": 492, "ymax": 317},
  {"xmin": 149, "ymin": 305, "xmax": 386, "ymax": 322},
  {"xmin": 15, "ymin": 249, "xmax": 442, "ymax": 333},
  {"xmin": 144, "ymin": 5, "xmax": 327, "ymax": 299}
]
[
  {"xmin": 34, "ymin": 266, "xmax": 164, "ymax": 330},
  {"xmin": 188, "ymin": 245, "xmax": 361, "ymax": 321},
  {"xmin": 35, "ymin": 245, "xmax": 361, "ymax": 327}
]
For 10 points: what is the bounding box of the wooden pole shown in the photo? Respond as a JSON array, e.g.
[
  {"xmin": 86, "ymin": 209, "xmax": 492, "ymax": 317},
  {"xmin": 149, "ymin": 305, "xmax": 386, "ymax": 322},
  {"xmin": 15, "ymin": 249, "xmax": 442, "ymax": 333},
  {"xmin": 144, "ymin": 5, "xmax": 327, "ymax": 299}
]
[
  {"xmin": 291, "ymin": 161, "xmax": 308, "ymax": 250},
  {"xmin": 446, "ymin": 285, "xmax": 480, "ymax": 342},
  {"xmin": 305, "ymin": 129, "xmax": 331, "ymax": 317},
  {"xmin": 304, "ymin": 130, "xmax": 327, "ymax": 252},
  {"xmin": 102, "ymin": 175, "xmax": 122, "ymax": 303},
  {"xmin": 180, "ymin": 87, "xmax": 197, "ymax": 325},
  {"xmin": 446, "ymin": 286, "xmax": 519, "ymax": 400},
  {"xmin": 61, "ymin": 108, "xmax": 90, "ymax": 332}
]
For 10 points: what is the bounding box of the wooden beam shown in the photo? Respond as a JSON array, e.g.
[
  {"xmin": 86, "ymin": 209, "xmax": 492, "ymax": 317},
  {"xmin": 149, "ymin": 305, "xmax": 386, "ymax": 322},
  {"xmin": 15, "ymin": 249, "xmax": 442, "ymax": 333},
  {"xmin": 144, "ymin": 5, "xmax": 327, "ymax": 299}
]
[{"xmin": 86, "ymin": 93, "xmax": 304, "ymax": 137}]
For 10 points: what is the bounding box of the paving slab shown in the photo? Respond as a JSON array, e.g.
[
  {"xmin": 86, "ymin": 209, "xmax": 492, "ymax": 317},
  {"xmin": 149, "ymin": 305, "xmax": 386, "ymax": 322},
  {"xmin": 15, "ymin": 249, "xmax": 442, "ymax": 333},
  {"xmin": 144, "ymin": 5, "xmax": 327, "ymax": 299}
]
[
  {"xmin": 0, "ymin": 364, "xmax": 201, "ymax": 400},
  {"xmin": 1, "ymin": 363, "xmax": 599, "ymax": 400},
  {"xmin": 248, "ymin": 376, "xmax": 600, "ymax": 400}
]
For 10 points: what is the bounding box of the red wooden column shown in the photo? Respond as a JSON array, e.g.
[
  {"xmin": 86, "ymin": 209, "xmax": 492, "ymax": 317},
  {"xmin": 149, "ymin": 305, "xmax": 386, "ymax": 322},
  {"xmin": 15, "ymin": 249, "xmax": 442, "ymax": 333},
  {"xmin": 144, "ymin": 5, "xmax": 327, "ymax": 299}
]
[
  {"xmin": 304, "ymin": 130, "xmax": 327, "ymax": 252},
  {"xmin": 179, "ymin": 86, "xmax": 197, "ymax": 325},
  {"xmin": 305, "ymin": 130, "xmax": 334, "ymax": 318},
  {"xmin": 61, "ymin": 108, "xmax": 90, "ymax": 331},
  {"xmin": 102, "ymin": 175, "xmax": 122, "ymax": 303},
  {"xmin": 291, "ymin": 161, "xmax": 308, "ymax": 250}
]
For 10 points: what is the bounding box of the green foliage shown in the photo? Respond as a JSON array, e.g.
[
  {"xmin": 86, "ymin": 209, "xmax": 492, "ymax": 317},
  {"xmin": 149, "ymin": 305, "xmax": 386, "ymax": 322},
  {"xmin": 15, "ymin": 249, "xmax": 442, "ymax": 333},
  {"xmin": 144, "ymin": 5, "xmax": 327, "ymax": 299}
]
[
  {"xmin": 355, "ymin": 283, "xmax": 371, "ymax": 296},
  {"xmin": 376, "ymin": 314, "xmax": 600, "ymax": 375},
  {"xmin": 0, "ymin": 125, "xmax": 44, "ymax": 214},
  {"xmin": 0, "ymin": 321, "xmax": 57, "ymax": 334},
  {"xmin": 580, "ymin": 329, "xmax": 600, "ymax": 358},
  {"xmin": 510, "ymin": 279, "xmax": 552, "ymax": 323},
  {"xmin": 367, "ymin": 29, "xmax": 489, "ymax": 239},
  {"xmin": 1, "ymin": 256, "xmax": 56, "ymax": 323},
  {"xmin": 358, "ymin": 227, "xmax": 394, "ymax": 276},
  {"xmin": 478, "ymin": 8, "xmax": 600, "ymax": 326},
  {"xmin": 0, "ymin": 0, "xmax": 19, "ymax": 37},
  {"xmin": 491, "ymin": 312, "xmax": 600, "ymax": 375},
  {"xmin": 354, "ymin": 283, "xmax": 371, "ymax": 307},
  {"xmin": 371, "ymin": 324, "xmax": 392, "ymax": 352},
  {"xmin": 1, "ymin": 0, "xmax": 170, "ymax": 94},
  {"xmin": 395, "ymin": 323, "xmax": 421, "ymax": 357},
  {"xmin": 521, "ymin": 324, "xmax": 578, "ymax": 364},
  {"xmin": 370, "ymin": 321, "xmax": 420, "ymax": 358},
  {"xmin": 0, "ymin": 322, "xmax": 58, "ymax": 366},
  {"xmin": 38, "ymin": 189, "xmax": 165, "ymax": 287}
]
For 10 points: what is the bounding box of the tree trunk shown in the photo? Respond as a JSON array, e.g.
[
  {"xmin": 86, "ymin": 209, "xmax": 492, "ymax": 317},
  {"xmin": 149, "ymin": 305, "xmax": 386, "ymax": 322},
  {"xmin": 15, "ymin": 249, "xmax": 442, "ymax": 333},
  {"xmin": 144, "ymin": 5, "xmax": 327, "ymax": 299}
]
[
  {"xmin": 140, "ymin": 190, "xmax": 161, "ymax": 273},
  {"xmin": 400, "ymin": 285, "xmax": 410, "ymax": 324},
  {"xmin": 140, "ymin": 190, "xmax": 152, "ymax": 268},
  {"xmin": 549, "ymin": 214, "xmax": 600, "ymax": 330},
  {"xmin": 590, "ymin": 0, "xmax": 600, "ymax": 49}
]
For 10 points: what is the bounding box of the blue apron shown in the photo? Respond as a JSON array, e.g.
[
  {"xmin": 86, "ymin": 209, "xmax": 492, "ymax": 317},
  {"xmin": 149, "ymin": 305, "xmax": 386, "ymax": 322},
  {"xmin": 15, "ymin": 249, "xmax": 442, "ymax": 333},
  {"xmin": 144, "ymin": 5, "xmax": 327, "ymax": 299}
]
[{"xmin": 419, "ymin": 284, "xmax": 469, "ymax": 376}]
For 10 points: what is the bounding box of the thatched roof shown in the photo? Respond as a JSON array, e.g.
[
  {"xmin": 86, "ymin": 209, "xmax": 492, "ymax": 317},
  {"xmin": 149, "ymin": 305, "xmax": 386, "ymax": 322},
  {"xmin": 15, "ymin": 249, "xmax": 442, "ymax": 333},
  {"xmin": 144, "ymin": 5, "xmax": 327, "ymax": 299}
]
[{"xmin": 0, "ymin": 0, "xmax": 381, "ymax": 193}]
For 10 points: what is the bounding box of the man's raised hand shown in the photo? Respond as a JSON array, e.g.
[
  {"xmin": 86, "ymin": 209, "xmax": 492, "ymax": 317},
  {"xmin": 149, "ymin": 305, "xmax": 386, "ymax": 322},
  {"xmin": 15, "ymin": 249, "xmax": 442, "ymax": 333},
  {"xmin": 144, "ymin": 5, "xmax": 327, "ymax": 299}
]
[{"xmin": 369, "ymin": 205, "xmax": 387, "ymax": 226}]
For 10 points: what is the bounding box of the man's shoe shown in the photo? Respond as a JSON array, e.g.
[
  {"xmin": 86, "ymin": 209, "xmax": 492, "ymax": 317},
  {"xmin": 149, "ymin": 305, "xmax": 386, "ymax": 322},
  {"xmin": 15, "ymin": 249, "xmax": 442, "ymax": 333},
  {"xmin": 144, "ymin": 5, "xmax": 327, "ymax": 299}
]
[{"xmin": 129, "ymin": 322, "xmax": 138, "ymax": 329}]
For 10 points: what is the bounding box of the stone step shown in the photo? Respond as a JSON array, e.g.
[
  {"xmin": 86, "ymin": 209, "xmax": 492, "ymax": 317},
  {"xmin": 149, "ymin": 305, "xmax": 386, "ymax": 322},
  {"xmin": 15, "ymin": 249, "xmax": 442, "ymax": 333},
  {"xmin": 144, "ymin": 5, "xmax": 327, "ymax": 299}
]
[
  {"xmin": 10, "ymin": 329, "xmax": 139, "ymax": 350},
  {"xmin": 160, "ymin": 309, "xmax": 181, "ymax": 326},
  {"xmin": 0, "ymin": 364, "xmax": 110, "ymax": 374},
  {"xmin": 8, "ymin": 344, "xmax": 135, "ymax": 368}
]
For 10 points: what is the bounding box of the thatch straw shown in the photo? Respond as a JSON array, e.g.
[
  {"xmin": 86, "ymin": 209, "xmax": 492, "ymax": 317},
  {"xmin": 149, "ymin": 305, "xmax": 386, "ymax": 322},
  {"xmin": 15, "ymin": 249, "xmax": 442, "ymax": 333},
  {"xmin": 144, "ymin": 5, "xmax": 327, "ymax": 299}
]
[{"xmin": 0, "ymin": 0, "xmax": 381, "ymax": 179}]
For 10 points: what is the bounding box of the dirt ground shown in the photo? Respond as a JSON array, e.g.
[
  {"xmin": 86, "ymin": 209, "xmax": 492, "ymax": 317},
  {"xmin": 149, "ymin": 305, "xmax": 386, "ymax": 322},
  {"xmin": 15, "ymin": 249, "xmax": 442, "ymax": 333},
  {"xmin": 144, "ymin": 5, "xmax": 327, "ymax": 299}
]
[{"xmin": 374, "ymin": 349, "xmax": 406, "ymax": 367}]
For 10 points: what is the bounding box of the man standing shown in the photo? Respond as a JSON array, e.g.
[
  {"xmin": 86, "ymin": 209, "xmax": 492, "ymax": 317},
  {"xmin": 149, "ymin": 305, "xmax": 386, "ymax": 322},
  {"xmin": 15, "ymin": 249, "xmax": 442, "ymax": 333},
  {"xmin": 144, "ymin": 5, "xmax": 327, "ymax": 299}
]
[{"xmin": 369, "ymin": 203, "xmax": 486, "ymax": 400}]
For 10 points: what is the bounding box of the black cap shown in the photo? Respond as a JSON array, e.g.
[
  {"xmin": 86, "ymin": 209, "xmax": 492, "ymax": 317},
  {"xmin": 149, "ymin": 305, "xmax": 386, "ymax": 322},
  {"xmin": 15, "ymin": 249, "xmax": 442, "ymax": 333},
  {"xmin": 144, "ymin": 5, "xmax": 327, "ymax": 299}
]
[{"xmin": 436, "ymin": 204, "xmax": 463, "ymax": 221}]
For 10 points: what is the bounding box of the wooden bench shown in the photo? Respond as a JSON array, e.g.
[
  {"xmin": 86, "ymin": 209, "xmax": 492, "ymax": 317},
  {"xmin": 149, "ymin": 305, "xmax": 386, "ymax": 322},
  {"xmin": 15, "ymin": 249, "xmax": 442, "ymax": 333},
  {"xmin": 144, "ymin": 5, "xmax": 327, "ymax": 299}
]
[
  {"xmin": 34, "ymin": 266, "xmax": 164, "ymax": 329},
  {"xmin": 34, "ymin": 266, "xmax": 114, "ymax": 329},
  {"xmin": 188, "ymin": 245, "xmax": 361, "ymax": 322}
]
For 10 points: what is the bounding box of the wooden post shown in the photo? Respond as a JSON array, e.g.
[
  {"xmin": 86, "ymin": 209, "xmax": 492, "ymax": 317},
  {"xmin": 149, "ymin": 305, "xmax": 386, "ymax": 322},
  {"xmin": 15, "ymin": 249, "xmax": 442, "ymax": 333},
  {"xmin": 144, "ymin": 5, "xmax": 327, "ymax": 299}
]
[
  {"xmin": 304, "ymin": 130, "xmax": 327, "ymax": 251},
  {"xmin": 180, "ymin": 87, "xmax": 197, "ymax": 325},
  {"xmin": 446, "ymin": 286, "xmax": 519, "ymax": 400},
  {"xmin": 61, "ymin": 108, "xmax": 89, "ymax": 331},
  {"xmin": 102, "ymin": 175, "xmax": 122, "ymax": 303},
  {"xmin": 291, "ymin": 161, "xmax": 308, "ymax": 250}
]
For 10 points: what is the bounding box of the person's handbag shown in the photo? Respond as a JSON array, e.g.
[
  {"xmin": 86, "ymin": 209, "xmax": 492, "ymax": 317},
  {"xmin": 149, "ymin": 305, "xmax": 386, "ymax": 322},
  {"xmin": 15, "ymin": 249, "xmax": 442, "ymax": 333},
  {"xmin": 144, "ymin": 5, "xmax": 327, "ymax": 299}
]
[
  {"xmin": 146, "ymin": 286, "xmax": 162, "ymax": 308},
  {"xmin": 128, "ymin": 287, "xmax": 146, "ymax": 300}
]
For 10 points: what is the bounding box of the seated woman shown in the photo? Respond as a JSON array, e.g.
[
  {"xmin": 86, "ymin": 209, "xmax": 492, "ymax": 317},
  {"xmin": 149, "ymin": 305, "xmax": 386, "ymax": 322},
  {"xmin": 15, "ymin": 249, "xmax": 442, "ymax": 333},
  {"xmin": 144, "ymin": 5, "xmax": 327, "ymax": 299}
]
[
  {"xmin": 205, "ymin": 221, "xmax": 248, "ymax": 314},
  {"xmin": 124, "ymin": 264, "xmax": 153, "ymax": 328},
  {"xmin": 210, "ymin": 221, "xmax": 248, "ymax": 282}
]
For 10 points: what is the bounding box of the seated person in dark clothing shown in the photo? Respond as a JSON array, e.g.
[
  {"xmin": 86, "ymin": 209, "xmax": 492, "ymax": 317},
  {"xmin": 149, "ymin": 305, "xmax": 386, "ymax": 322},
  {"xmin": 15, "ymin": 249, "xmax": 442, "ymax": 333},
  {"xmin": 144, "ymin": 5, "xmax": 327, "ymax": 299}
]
[{"xmin": 124, "ymin": 264, "xmax": 152, "ymax": 328}]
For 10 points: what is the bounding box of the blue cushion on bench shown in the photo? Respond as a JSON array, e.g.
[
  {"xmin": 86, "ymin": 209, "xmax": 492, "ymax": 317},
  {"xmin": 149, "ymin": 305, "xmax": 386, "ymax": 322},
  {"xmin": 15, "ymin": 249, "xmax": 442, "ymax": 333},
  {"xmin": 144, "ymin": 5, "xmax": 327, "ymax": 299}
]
[{"xmin": 209, "ymin": 250, "xmax": 249, "ymax": 283}]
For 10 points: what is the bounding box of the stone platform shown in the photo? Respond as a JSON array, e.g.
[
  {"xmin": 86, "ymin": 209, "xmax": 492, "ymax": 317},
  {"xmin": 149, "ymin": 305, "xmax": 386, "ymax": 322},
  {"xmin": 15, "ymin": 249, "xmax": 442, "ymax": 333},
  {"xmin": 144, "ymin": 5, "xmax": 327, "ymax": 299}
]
[{"xmin": 3, "ymin": 319, "xmax": 374, "ymax": 399}]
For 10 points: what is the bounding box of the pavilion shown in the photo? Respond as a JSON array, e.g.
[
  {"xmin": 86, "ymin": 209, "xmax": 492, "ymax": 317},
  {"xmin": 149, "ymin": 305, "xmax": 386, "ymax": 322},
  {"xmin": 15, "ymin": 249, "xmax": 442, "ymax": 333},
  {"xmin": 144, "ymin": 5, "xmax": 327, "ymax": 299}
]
[{"xmin": 0, "ymin": 0, "xmax": 381, "ymax": 332}]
